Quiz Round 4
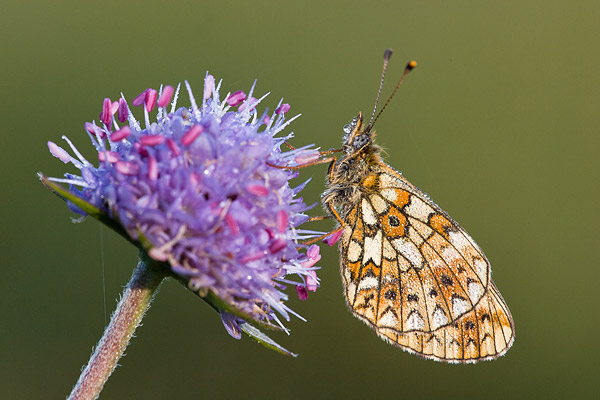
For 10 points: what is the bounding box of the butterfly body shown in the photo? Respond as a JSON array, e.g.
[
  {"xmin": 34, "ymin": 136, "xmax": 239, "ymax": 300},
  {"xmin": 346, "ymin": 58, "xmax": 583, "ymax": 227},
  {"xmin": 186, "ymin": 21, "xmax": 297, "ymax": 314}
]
[{"xmin": 322, "ymin": 111, "xmax": 514, "ymax": 363}]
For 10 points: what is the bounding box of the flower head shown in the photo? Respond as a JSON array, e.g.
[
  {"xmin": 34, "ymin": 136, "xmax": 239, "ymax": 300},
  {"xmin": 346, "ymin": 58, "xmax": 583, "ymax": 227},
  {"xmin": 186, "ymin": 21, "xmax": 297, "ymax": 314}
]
[{"xmin": 43, "ymin": 74, "xmax": 322, "ymax": 344}]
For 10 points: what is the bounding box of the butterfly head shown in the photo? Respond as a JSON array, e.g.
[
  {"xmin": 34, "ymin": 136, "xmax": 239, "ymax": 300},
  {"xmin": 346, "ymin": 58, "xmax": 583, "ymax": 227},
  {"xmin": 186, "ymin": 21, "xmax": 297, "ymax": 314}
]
[{"xmin": 341, "ymin": 112, "xmax": 373, "ymax": 156}]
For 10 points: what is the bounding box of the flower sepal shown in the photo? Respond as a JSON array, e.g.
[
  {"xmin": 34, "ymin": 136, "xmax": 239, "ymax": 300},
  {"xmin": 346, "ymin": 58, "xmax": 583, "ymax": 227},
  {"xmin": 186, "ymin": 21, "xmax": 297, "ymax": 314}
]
[
  {"xmin": 201, "ymin": 290, "xmax": 284, "ymax": 332},
  {"xmin": 240, "ymin": 323, "xmax": 298, "ymax": 357}
]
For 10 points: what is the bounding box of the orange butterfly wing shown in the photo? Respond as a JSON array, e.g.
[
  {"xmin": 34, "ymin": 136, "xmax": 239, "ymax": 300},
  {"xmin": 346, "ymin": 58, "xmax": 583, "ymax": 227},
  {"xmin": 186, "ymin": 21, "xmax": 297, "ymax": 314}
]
[{"xmin": 338, "ymin": 164, "xmax": 514, "ymax": 363}]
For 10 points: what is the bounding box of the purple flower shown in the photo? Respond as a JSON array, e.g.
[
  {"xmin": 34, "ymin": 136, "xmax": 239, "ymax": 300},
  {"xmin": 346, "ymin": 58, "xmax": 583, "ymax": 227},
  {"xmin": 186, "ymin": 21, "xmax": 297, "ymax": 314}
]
[{"xmin": 44, "ymin": 74, "xmax": 323, "ymax": 341}]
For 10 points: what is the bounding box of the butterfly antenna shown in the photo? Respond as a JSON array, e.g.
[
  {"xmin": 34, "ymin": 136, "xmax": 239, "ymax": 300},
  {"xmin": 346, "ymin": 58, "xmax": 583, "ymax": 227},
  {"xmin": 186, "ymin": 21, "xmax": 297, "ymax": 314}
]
[
  {"xmin": 371, "ymin": 59, "xmax": 417, "ymax": 128},
  {"xmin": 368, "ymin": 48, "xmax": 393, "ymax": 128}
]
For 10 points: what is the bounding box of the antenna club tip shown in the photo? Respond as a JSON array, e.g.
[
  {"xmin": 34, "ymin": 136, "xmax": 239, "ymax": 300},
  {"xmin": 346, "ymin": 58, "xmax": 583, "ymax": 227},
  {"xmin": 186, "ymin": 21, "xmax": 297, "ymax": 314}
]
[
  {"xmin": 384, "ymin": 49, "xmax": 393, "ymax": 60},
  {"xmin": 406, "ymin": 60, "xmax": 417, "ymax": 71}
]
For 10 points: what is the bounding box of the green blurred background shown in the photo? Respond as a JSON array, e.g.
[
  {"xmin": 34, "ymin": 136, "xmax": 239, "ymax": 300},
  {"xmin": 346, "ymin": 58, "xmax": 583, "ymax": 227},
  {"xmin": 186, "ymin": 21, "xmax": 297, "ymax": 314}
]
[{"xmin": 2, "ymin": 0, "xmax": 598, "ymax": 398}]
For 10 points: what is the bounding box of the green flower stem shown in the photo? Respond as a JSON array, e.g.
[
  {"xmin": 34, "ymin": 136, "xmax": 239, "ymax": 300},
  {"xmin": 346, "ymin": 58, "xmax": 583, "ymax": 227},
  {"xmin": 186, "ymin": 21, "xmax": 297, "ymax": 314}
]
[{"xmin": 68, "ymin": 256, "xmax": 167, "ymax": 400}]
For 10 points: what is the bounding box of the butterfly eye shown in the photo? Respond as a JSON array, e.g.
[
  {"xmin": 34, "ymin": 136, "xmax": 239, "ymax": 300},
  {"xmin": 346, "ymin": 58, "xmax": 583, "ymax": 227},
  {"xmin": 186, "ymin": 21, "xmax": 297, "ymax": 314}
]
[{"xmin": 352, "ymin": 134, "xmax": 369, "ymax": 149}]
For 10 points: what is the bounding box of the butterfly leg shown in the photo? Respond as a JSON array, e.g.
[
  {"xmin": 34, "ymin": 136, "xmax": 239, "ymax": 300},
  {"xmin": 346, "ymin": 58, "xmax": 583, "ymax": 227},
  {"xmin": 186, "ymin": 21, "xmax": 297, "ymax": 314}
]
[
  {"xmin": 318, "ymin": 148, "xmax": 343, "ymax": 156},
  {"xmin": 308, "ymin": 215, "xmax": 333, "ymax": 222},
  {"xmin": 283, "ymin": 140, "xmax": 342, "ymax": 156},
  {"xmin": 325, "ymin": 201, "xmax": 344, "ymax": 225},
  {"xmin": 267, "ymin": 155, "xmax": 337, "ymax": 170},
  {"xmin": 301, "ymin": 201, "xmax": 345, "ymax": 246},
  {"xmin": 301, "ymin": 227, "xmax": 343, "ymax": 246}
]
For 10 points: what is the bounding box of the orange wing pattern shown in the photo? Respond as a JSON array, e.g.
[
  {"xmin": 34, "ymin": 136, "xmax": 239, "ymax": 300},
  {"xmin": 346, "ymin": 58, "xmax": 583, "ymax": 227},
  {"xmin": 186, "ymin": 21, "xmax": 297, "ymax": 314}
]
[{"xmin": 339, "ymin": 166, "xmax": 514, "ymax": 363}]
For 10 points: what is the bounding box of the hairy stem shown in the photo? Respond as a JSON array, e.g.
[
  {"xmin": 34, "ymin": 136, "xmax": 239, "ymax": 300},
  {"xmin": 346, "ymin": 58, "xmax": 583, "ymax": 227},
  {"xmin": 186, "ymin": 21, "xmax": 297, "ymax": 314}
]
[{"xmin": 68, "ymin": 256, "xmax": 167, "ymax": 400}]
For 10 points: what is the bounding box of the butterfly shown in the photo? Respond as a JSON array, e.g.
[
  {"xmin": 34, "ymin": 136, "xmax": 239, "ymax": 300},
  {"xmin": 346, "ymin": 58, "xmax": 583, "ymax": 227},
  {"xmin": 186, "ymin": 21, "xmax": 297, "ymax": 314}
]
[{"xmin": 318, "ymin": 49, "xmax": 514, "ymax": 363}]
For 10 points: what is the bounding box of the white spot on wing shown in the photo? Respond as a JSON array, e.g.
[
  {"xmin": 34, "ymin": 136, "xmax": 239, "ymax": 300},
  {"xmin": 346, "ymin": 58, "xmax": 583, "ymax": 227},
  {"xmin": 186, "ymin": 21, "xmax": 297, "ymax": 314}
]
[
  {"xmin": 468, "ymin": 281, "xmax": 484, "ymax": 302},
  {"xmin": 358, "ymin": 276, "xmax": 378, "ymax": 291},
  {"xmin": 392, "ymin": 237, "xmax": 423, "ymax": 268},
  {"xmin": 380, "ymin": 174, "xmax": 401, "ymax": 188},
  {"xmin": 363, "ymin": 230, "xmax": 383, "ymax": 267},
  {"xmin": 406, "ymin": 310, "xmax": 424, "ymax": 330},
  {"xmin": 362, "ymin": 198, "xmax": 377, "ymax": 225},
  {"xmin": 342, "ymin": 225, "xmax": 352, "ymax": 243},
  {"xmin": 379, "ymin": 311, "xmax": 398, "ymax": 328},
  {"xmin": 462, "ymin": 231, "xmax": 478, "ymax": 247},
  {"xmin": 404, "ymin": 196, "xmax": 434, "ymax": 222},
  {"xmin": 452, "ymin": 296, "xmax": 470, "ymax": 317},
  {"xmin": 474, "ymin": 257, "xmax": 488, "ymax": 279},
  {"xmin": 346, "ymin": 281, "xmax": 356, "ymax": 301},
  {"xmin": 380, "ymin": 188, "xmax": 397, "ymax": 202},
  {"xmin": 343, "ymin": 265, "xmax": 351, "ymax": 283},
  {"xmin": 432, "ymin": 307, "xmax": 448, "ymax": 330},
  {"xmin": 448, "ymin": 231, "xmax": 470, "ymax": 251},
  {"xmin": 440, "ymin": 242, "xmax": 459, "ymax": 260},
  {"xmin": 370, "ymin": 194, "xmax": 387, "ymax": 214},
  {"xmin": 347, "ymin": 240, "xmax": 361, "ymax": 262}
]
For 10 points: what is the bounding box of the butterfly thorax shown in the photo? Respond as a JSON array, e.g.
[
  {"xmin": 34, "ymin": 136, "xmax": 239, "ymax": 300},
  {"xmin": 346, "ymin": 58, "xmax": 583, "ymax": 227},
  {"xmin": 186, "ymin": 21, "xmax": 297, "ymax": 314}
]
[{"xmin": 323, "ymin": 112, "xmax": 384, "ymax": 220}]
